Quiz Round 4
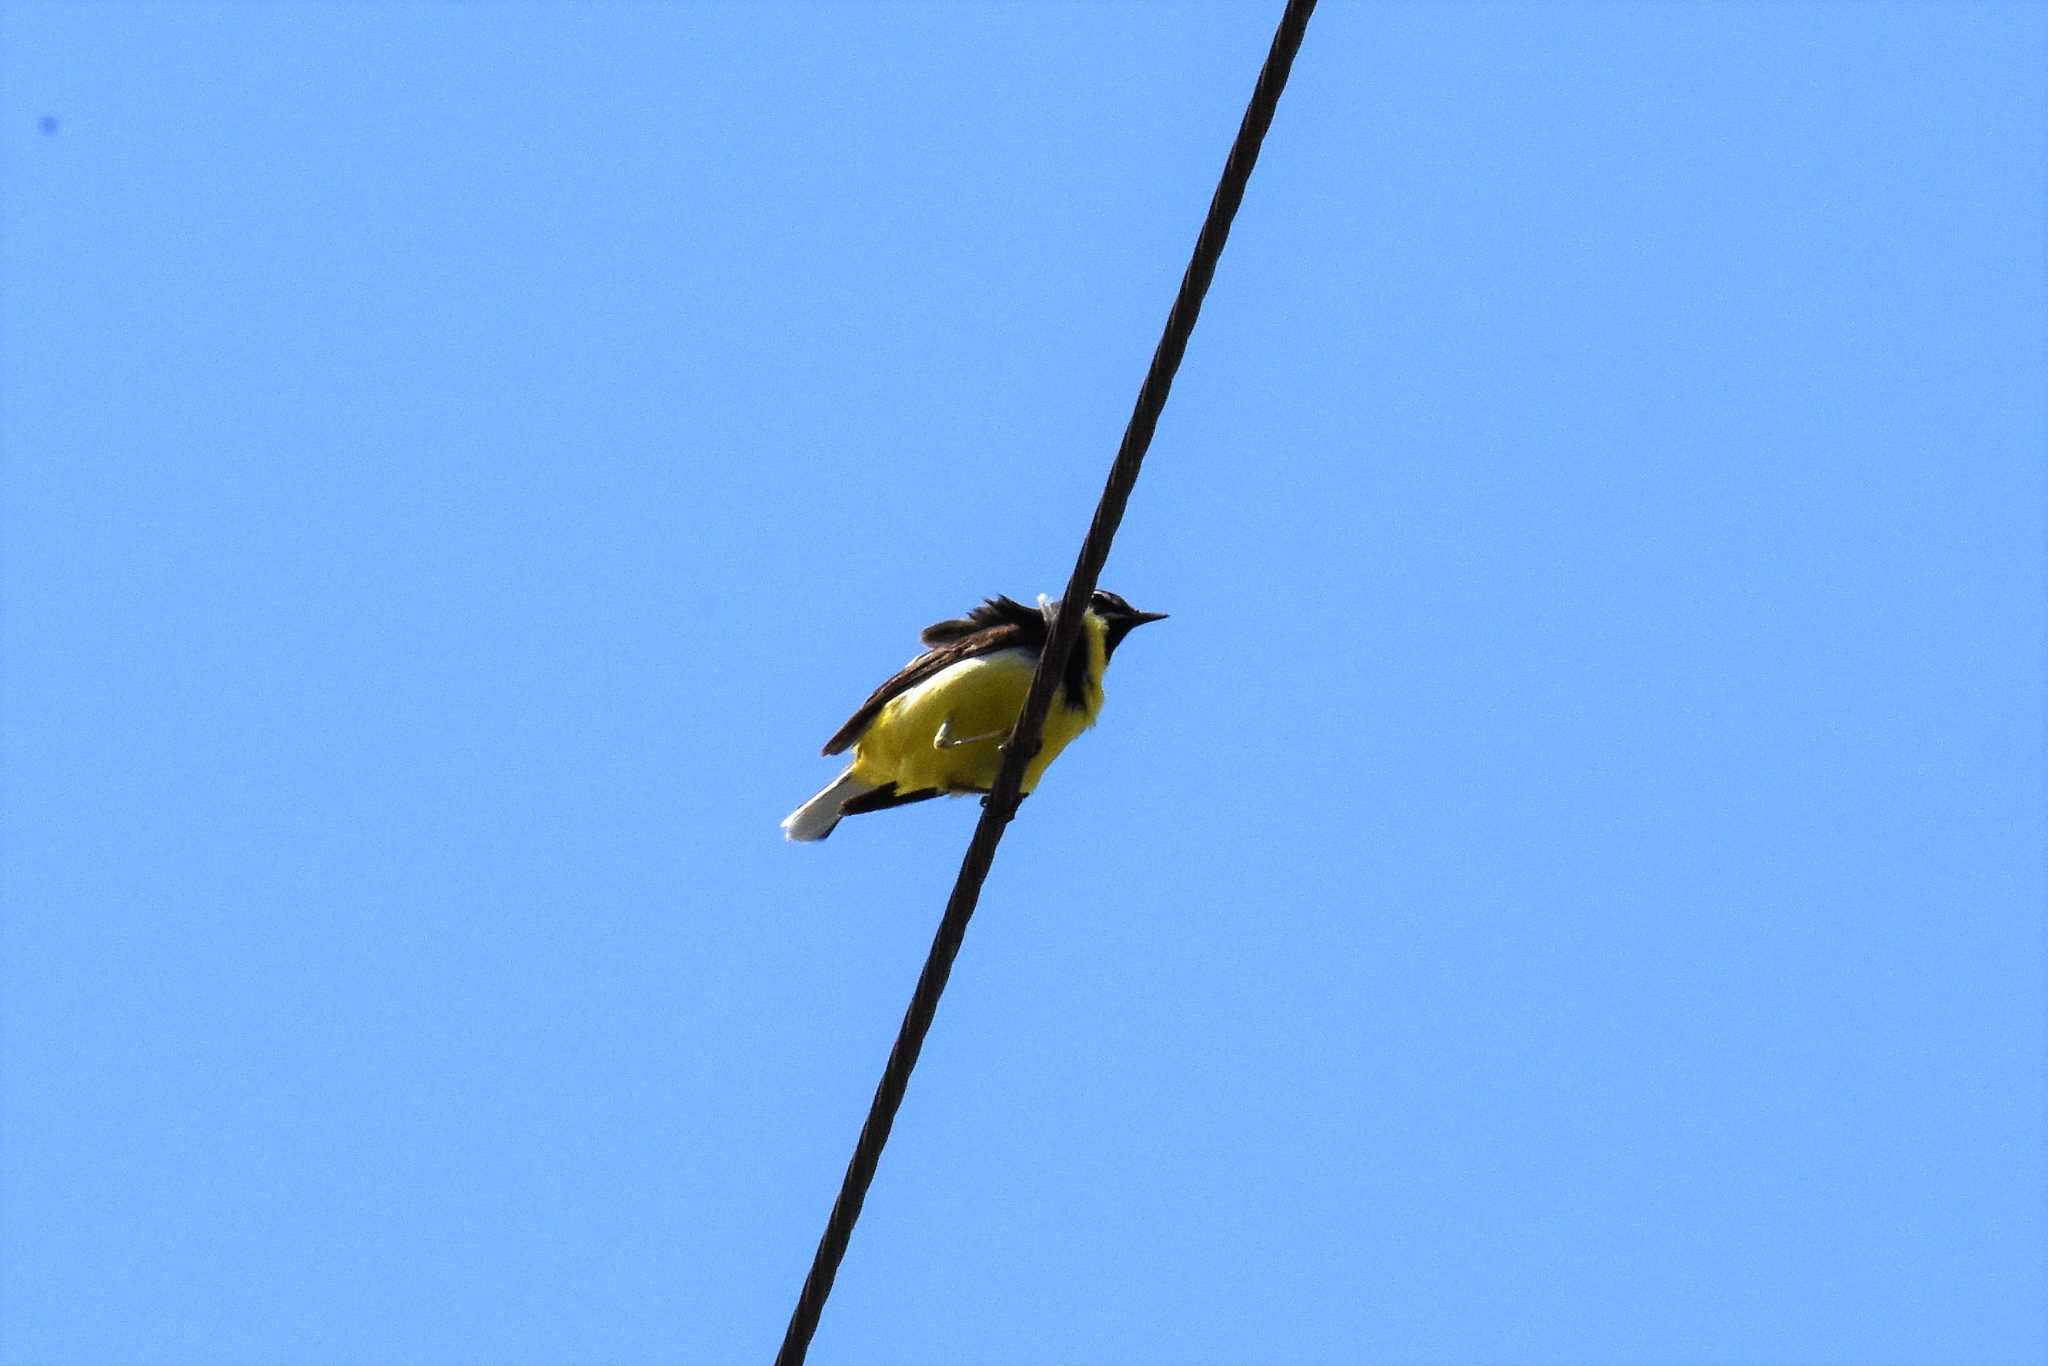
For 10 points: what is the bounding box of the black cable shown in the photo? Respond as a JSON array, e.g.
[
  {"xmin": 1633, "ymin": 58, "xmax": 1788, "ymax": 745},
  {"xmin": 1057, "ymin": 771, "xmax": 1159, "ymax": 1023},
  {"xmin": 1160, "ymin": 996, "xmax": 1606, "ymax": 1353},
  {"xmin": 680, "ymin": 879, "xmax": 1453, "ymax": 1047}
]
[{"xmin": 775, "ymin": 4, "xmax": 1317, "ymax": 1360}]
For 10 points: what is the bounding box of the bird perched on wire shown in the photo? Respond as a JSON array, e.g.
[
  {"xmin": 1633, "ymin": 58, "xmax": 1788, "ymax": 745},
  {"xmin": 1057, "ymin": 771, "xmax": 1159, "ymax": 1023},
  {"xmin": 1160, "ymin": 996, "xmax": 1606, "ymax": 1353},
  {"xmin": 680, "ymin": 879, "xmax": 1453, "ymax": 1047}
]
[{"xmin": 782, "ymin": 590, "xmax": 1166, "ymax": 841}]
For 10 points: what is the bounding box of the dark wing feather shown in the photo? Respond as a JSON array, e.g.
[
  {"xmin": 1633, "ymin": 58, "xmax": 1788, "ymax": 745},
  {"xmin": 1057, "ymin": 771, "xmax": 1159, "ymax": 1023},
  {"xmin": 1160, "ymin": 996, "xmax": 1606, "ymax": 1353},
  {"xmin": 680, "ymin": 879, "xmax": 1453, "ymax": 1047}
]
[
  {"xmin": 838, "ymin": 783, "xmax": 944, "ymax": 817},
  {"xmin": 917, "ymin": 595, "xmax": 1046, "ymax": 646},
  {"xmin": 821, "ymin": 599, "xmax": 1049, "ymax": 756}
]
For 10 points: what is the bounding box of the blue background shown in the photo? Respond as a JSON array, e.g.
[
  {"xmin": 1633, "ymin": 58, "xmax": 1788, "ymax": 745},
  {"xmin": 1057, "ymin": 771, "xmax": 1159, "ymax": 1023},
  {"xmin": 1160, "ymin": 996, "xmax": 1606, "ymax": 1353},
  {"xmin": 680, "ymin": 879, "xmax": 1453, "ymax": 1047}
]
[{"xmin": 4, "ymin": 4, "xmax": 2044, "ymax": 1363}]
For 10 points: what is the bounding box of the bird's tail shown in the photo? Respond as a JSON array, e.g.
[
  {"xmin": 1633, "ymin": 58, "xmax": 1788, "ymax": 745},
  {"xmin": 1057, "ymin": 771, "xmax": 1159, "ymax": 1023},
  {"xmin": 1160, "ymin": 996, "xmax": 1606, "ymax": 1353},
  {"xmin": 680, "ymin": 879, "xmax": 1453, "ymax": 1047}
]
[{"xmin": 781, "ymin": 768, "xmax": 880, "ymax": 842}]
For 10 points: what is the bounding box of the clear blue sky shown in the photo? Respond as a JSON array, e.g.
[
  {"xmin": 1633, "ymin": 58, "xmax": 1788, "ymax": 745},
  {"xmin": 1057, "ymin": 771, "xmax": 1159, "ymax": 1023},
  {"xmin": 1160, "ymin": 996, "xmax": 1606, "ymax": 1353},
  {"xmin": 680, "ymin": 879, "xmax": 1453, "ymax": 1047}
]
[{"xmin": 4, "ymin": 3, "xmax": 2044, "ymax": 1363}]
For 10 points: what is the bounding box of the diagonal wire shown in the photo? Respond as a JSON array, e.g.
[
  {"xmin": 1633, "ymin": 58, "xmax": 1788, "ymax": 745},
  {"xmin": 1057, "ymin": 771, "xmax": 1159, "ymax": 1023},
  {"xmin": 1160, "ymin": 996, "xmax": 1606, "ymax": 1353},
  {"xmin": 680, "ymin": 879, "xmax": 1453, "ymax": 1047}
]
[{"xmin": 775, "ymin": 3, "xmax": 1317, "ymax": 1361}]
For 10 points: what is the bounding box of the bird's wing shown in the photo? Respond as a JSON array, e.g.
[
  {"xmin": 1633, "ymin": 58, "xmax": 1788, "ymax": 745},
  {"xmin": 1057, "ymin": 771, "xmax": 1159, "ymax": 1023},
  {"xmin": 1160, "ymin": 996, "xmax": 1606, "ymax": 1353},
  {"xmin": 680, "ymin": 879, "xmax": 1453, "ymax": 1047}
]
[
  {"xmin": 821, "ymin": 599, "xmax": 1049, "ymax": 756},
  {"xmin": 915, "ymin": 594, "xmax": 1049, "ymax": 646}
]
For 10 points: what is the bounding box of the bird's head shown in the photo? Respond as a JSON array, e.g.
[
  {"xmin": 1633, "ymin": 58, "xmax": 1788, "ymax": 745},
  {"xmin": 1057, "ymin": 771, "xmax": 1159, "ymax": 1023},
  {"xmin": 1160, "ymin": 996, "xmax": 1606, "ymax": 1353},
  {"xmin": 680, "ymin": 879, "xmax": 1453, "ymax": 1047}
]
[{"xmin": 1088, "ymin": 589, "xmax": 1168, "ymax": 657}]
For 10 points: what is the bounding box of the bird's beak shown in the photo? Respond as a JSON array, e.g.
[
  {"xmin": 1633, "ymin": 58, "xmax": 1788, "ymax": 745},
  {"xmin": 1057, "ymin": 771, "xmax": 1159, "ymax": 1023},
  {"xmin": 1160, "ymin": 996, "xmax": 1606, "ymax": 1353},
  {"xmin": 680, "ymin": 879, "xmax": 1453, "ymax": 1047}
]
[{"xmin": 1129, "ymin": 610, "xmax": 1169, "ymax": 627}]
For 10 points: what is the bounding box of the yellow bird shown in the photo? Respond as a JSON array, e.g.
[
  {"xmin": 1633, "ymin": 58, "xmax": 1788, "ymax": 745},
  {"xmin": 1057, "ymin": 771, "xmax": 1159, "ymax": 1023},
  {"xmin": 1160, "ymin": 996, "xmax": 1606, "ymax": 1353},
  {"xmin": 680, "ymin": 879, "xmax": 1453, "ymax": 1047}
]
[{"xmin": 782, "ymin": 590, "xmax": 1166, "ymax": 841}]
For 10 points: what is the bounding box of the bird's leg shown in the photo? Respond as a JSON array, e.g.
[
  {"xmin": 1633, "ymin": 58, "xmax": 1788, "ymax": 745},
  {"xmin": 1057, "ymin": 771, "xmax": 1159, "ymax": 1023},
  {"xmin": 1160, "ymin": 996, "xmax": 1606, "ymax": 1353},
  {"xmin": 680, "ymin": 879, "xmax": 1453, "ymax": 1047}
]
[{"xmin": 935, "ymin": 717, "xmax": 1007, "ymax": 750}]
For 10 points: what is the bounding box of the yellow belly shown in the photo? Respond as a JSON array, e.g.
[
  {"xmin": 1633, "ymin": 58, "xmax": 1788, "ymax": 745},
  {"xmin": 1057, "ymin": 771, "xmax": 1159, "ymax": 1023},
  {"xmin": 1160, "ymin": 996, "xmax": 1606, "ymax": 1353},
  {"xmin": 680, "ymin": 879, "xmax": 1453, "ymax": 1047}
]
[{"xmin": 848, "ymin": 648, "xmax": 1099, "ymax": 796}]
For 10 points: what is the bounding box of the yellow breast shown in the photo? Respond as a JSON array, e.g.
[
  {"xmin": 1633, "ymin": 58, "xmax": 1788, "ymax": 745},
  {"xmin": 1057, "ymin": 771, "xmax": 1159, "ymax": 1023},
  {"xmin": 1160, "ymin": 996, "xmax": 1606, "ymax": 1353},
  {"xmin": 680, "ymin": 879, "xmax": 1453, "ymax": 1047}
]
[{"xmin": 848, "ymin": 616, "xmax": 1108, "ymax": 797}]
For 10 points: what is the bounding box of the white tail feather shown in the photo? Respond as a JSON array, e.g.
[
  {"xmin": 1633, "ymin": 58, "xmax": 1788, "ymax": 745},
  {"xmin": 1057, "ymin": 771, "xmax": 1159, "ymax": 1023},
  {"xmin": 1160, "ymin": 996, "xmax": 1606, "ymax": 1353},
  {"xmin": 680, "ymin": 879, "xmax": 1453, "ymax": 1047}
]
[{"xmin": 781, "ymin": 769, "xmax": 880, "ymax": 842}]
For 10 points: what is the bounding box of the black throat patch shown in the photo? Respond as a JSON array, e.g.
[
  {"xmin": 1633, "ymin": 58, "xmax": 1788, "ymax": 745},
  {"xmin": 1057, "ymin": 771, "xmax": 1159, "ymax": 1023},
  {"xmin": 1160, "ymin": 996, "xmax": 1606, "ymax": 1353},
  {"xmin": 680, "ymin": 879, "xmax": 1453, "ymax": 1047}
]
[{"xmin": 1060, "ymin": 633, "xmax": 1093, "ymax": 710}]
